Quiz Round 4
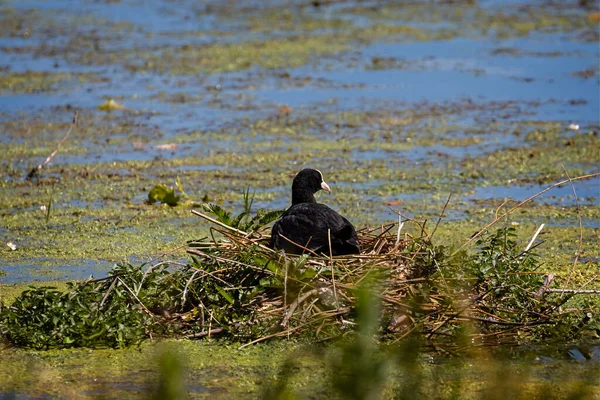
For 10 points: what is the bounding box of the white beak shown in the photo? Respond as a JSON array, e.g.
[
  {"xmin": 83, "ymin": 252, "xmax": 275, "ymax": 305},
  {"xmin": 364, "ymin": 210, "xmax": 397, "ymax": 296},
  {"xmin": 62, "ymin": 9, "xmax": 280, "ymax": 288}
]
[{"xmin": 321, "ymin": 181, "xmax": 331, "ymax": 192}]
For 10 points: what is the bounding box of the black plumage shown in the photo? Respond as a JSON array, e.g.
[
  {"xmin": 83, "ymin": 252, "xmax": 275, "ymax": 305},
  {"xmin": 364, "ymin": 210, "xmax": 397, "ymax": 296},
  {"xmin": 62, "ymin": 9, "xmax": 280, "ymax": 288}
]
[{"xmin": 269, "ymin": 169, "xmax": 360, "ymax": 256}]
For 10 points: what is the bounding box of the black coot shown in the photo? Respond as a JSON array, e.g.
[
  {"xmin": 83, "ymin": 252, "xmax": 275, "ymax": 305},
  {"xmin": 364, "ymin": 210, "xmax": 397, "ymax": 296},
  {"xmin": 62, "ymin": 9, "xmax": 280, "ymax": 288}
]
[{"xmin": 269, "ymin": 168, "xmax": 360, "ymax": 256}]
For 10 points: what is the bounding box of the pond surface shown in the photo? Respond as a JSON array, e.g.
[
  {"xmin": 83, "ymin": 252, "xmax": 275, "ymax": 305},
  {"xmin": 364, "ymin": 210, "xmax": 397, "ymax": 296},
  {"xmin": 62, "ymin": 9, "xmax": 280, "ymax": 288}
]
[
  {"xmin": 0, "ymin": 0, "xmax": 599, "ymax": 396},
  {"xmin": 1, "ymin": 339, "xmax": 599, "ymax": 399}
]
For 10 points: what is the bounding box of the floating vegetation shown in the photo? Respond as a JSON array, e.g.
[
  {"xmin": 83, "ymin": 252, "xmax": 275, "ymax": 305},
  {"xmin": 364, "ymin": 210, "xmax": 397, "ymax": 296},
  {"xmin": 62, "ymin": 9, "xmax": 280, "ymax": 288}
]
[
  {"xmin": 97, "ymin": 99, "xmax": 125, "ymax": 112},
  {"xmin": 147, "ymin": 183, "xmax": 181, "ymax": 206},
  {"xmin": 0, "ymin": 71, "xmax": 100, "ymax": 94}
]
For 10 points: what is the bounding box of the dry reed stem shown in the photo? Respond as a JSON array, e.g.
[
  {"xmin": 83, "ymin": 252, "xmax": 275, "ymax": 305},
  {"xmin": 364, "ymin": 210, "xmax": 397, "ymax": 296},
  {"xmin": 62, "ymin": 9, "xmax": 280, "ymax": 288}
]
[
  {"xmin": 429, "ymin": 192, "xmax": 452, "ymax": 241},
  {"xmin": 187, "ymin": 328, "xmax": 224, "ymax": 339},
  {"xmin": 281, "ymin": 289, "xmax": 319, "ymax": 327},
  {"xmin": 525, "ymin": 224, "xmax": 545, "ymax": 252},
  {"xmin": 191, "ymin": 209, "xmax": 244, "ymax": 235},
  {"xmin": 99, "ymin": 277, "xmax": 118, "ymax": 308},
  {"xmin": 27, "ymin": 110, "xmax": 79, "ymax": 180},
  {"xmin": 327, "ymin": 229, "xmax": 340, "ymax": 310},
  {"xmin": 547, "ymin": 289, "xmax": 600, "ymax": 294},
  {"xmin": 560, "ymin": 165, "xmax": 584, "ymax": 290}
]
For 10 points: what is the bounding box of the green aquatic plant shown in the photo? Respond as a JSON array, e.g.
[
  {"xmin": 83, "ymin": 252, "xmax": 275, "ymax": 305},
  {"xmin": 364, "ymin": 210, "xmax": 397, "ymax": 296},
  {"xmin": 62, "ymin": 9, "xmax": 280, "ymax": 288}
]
[
  {"xmin": 0, "ymin": 262, "xmax": 188, "ymax": 349},
  {"xmin": 44, "ymin": 184, "xmax": 55, "ymax": 223},
  {"xmin": 201, "ymin": 188, "xmax": 284, "ymax": 233},
  {"xmin": 467, "ymin": 227, "xmax": 544, "ymax": 320},
  {"xmin": 147, "ymin": 183, "xmax": 181, "ymax": 206},
  {"xmin": 150, "ymin": 345, "xmax": 188, "ymax": 400},
  {"xmin": 0, "ymin": 280, "xmax": 146, "ymax": 349}
]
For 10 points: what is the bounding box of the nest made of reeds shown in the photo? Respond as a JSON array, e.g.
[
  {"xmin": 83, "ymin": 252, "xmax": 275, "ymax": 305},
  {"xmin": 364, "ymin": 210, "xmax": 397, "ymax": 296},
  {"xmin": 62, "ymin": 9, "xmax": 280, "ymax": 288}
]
[{"xmin": 184, "ymin": 210, "xmax": 589, "ymax": 349}]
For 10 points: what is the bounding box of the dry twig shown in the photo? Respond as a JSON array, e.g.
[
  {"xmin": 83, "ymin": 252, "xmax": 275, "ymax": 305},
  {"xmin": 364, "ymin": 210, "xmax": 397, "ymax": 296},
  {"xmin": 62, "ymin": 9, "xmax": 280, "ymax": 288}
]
[{"xmin": 27, "ymin": 110, "xmax": 79, "ymax": 180}]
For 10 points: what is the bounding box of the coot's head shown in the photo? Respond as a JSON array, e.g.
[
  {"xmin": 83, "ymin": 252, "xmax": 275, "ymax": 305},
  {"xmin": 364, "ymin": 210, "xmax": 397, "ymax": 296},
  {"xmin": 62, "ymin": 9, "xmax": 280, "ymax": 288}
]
[{"xmin": 291, "ymin": 168, "xmax": 330, "ymax": 205}]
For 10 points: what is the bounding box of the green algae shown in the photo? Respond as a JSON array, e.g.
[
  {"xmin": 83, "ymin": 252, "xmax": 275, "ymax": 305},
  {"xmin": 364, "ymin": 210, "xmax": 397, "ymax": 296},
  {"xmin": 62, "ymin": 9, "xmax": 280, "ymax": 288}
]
[
  {"xmin": 69, "ymin": 22, "xmax": 433, "ymax": 75},
  {"xmin": 0, "ymin": 203, "xmax": 199, "ymax": 264},
  {"xmin": 1, "ymin": 1, "xmax": 596, "ymax": 83},
  {"xmin": 0, "ymin": 71, "xmax": 101, "ymax": 94},
  {"xmin": 571, "ymin": 67, "xmax": 599, "ymax": 80},
  {"xmin": 115, "ymin": 23, "xmax": 433, "ymax": 75},
  {"xmin": 2, "ymin": 142, "xmax": 87, "ymax": 160},
  {"xmin": 1, "ymin": 100, "xmax": 597, "ymax": 275},
  {"xmin": 1, "ymin": 339, "xmax": 598, "ymax": 399},
  {"xmin": 0, "ymin": 111, "xmax": 163, "ymax": 147},
  {"xmin": 0, "ymin": 281, "xmax": 69, "ymax": 304},
  {"xmin": 0, "ymin": 6, "xmax": 135, "ymax": 40},
  {"xmin": 460, "ymin": 130, "xmax": 599, "ymax": 185},
  {"xmin": 125, "ymin": 35, "xmax": 350, "ymax": 75},
  {"xmin": 345, "ymin": 2, "xmax": 596, "ymax": 40},
  {"xmin": 244, "ymin": 9, "xmax": 355, "ymax": 33},
  {"xmin": 0, "ymin": 340, "xmax": 316, "ymax": 398}
]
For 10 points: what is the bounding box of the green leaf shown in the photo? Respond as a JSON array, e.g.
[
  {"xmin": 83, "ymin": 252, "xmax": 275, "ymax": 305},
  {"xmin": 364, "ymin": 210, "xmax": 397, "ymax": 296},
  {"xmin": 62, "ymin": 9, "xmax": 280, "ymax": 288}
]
[
  {"xmin": 259, "ymin": 276, "xmax": 281, "ymax": 288},
  {"xmin": 299, "ymin": 267, "xmax": 317, "ymax": 280},
  {"xmin": 175, "ymin": 176, "xmax": 188, "ymax": 198},
  {"xmin": 162, "ymin": 187, "xmax": 180, "ymax": 206},
  {"xmin": 202, "ymin": 203, "xmax": 232, "ymax": 225},
  {"xmin": 148, "ymin": 184, "xmax": 168, "ymax": 204},
  {"xmin": 148, "ymin": 184, "xmax": 180, "ymax": 206},
  {"xmin": 215, "ymin": 285, "xmax": 234, "ymax": 305}
]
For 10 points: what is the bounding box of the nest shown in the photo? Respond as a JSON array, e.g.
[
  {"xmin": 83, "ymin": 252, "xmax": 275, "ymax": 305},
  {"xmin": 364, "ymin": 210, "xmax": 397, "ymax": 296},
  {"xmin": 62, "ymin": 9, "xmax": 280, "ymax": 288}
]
[
  {"xmin": 191, "ymin": 219, "xmax": 405, "ymax": 330},
  {"xmin": 182, "ymin": 210, "xmax": 595, "ymax": 349}
]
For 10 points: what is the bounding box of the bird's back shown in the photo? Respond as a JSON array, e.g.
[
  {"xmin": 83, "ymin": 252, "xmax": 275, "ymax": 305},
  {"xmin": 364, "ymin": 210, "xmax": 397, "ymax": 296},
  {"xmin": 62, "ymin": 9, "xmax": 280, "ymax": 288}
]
[{"xmin": 270, "ymin": 203, "xmax": 360, "ymax": 255}]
